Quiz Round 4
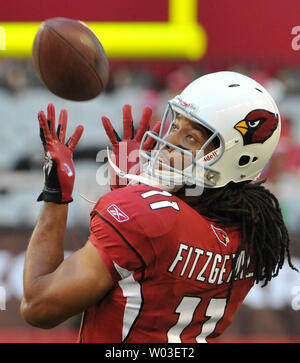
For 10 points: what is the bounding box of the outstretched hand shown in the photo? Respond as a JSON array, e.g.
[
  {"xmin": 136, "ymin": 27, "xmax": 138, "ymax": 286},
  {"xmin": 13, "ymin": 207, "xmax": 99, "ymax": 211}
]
[
  {"xmin": 37, "ymin": 103, "xmax": 84, "ymax": 204},
  {"xmin": 102, "ymin": 104, "xmax": 160, "ymax": 190}
]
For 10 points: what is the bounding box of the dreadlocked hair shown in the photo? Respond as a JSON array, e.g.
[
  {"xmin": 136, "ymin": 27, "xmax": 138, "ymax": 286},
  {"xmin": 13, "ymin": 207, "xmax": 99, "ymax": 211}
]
[{"xmin": 176, "ymin": 179, "xmax": 298, "ymax": 301}]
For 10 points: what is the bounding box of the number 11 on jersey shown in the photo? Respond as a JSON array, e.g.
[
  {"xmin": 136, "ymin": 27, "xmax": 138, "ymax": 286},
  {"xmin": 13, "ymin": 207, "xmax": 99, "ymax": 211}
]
[
  {"xmin": 167, "ymin": 297, "xmax": 227, "ymax": 343},
  {"xmin": 140, "ymin": 190, "xmax": 180, "ymax": 211}
]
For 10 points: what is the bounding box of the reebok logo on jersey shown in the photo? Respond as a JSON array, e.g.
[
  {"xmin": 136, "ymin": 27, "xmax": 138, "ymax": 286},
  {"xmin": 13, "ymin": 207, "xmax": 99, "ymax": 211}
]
[
  {"xmin": 211, "ymin": 224, "xmax": 230, "ymax": 246},
  {"xmin": 107, "ymin": 204, "xmax": 129, "ymax": 223}
]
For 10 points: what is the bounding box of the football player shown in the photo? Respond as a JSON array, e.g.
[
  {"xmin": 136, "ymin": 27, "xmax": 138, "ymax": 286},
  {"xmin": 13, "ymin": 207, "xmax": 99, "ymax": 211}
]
[{"xmin": 21, "ymin": 71, "xmax": 297, "ymax": 343}]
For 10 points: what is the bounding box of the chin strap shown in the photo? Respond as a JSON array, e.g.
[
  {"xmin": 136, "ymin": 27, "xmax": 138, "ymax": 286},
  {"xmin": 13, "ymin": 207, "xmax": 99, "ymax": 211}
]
[
  {"xmin": 79, "ymin": 193, "xmax": 96, "ymax": 204},
  {"xmin": 107, "ymin": 148, "xmax": 184, "ymax": 192}
]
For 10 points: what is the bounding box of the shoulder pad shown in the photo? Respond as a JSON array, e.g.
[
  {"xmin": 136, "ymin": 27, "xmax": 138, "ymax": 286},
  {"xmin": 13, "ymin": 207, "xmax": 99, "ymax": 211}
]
[{"xmin": 92, "ymin": 185, "xmax": 180, "ymax": 238}]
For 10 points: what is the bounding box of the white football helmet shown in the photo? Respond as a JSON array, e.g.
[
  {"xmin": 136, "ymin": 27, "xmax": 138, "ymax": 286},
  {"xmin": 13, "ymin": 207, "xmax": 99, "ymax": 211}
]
[{"xmin": 138, "ymin": 71, "xmax": 281, "ymax": 189}]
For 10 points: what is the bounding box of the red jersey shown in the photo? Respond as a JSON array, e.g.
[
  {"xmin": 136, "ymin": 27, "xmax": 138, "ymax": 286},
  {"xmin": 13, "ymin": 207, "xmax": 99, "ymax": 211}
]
[{"xmin": 79, "ymin": 184, "xmax": 254, "ymax": 343}]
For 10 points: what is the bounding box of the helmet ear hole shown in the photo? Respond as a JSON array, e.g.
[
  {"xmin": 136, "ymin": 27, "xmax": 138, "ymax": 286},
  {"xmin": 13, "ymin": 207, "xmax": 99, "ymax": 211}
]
[{"xmin": 239, "ymin": 155, "xmax": 251, "ymax": 166}]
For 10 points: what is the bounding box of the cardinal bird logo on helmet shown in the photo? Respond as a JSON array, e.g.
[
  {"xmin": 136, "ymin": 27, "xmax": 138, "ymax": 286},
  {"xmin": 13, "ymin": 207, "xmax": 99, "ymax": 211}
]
[{"xmin": 234, "ymin": 109, "xmax": 279, "ymax": 145}]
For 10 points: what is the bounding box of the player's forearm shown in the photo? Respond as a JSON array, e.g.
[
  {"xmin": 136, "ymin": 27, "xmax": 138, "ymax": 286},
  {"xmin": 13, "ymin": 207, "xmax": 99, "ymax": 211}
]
[{"xmin": 22, "ymin": 202, "xmax": 68, "ymax": 307}]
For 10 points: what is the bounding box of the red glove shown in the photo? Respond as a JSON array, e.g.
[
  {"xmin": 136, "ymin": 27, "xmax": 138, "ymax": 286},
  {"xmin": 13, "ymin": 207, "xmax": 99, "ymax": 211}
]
[
  {"xmin": 102, "ymin": 104, "xmax": 161, "ymax": 190},
  {"xmin": 37, "ymin": 104, "xmax": 84, "ymax": 204}
]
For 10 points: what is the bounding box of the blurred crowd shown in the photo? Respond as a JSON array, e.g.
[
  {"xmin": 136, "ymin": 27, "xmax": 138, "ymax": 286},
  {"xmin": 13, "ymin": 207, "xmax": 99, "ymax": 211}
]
[{"xmin": 1, "ymin": 59, "xmax": 300, "ymax": 235}]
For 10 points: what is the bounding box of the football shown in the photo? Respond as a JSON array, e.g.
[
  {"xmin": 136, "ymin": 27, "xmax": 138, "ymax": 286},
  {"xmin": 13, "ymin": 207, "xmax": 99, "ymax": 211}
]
[{"xmin": 32, "ymin": 17, "xmax": 109, "ymax": 101}]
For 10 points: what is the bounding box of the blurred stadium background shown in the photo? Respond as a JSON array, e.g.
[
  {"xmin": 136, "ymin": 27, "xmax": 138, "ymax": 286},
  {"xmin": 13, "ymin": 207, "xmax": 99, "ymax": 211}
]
[{"xmin": 0, "ymin": 0, "xmax": 300, "ymax": 343}]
